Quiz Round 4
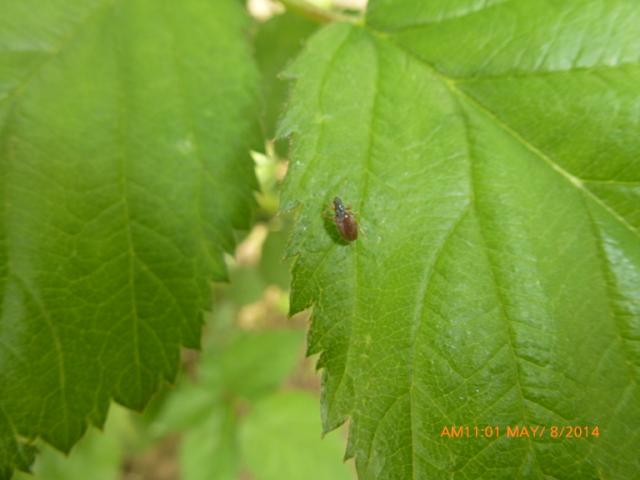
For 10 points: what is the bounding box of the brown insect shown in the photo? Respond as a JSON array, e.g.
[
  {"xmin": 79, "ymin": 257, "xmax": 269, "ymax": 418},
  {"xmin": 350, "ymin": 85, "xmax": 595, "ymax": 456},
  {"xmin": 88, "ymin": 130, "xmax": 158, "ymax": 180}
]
[{"xmin": 330, "ymin": 196, "xmax": 358, "ymax": 242}]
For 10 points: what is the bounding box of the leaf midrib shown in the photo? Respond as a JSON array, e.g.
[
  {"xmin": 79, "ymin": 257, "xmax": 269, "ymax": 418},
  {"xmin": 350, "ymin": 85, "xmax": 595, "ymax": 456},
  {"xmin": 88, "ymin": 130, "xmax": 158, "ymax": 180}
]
[{"xmin": 452, "ymin": 61, "xmax": 640, "ymax": 81}]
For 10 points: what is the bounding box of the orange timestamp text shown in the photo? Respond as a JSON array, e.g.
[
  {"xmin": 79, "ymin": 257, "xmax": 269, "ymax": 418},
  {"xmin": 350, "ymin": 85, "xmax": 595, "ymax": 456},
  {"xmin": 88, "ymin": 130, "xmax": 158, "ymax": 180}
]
[{"xmin": 440, "ymin": 425, "xmax": 600, "ymax": 440}]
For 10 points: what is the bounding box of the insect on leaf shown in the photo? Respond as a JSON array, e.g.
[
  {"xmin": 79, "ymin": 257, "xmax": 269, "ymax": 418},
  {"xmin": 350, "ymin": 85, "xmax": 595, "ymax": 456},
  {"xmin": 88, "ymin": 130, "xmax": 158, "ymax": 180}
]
[{"xmin": 280, "ymin": 1, "xmax": 640, "ymax": 478}]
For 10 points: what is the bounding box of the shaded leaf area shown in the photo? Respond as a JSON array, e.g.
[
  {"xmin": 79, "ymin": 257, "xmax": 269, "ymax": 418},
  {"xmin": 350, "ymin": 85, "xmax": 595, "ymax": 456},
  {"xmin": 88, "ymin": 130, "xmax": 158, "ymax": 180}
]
[
  {"xmin": 280, "ymin": 2, "xmax": 640, "ymax": 477},
  {"xmin": 254, "ymin": 11, "xmax": 318, "ymax": 156},
  {"xmin": 0, "ymin": 0, "xmax": 259, "ymax": 475}
]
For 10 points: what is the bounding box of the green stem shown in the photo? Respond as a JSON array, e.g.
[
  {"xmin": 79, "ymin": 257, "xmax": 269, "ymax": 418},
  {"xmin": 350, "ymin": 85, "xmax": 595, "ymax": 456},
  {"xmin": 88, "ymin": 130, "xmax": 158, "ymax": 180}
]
[{"xmin": 278, "ymin": 0, "xmax": 361, "ymax": 24}]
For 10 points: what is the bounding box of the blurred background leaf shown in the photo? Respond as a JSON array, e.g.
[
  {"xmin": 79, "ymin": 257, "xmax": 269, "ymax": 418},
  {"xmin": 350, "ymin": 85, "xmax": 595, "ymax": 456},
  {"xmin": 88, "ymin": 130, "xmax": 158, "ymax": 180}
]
[{"xmin": 240, "ymin": 392, "xmax": 352, "ymax": 480}]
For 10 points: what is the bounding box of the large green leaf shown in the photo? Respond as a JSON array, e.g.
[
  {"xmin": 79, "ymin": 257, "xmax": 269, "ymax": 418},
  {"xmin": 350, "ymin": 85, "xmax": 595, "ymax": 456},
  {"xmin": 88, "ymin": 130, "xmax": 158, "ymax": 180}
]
[
  {"xmin": 280, "ymin": 1, "xmax": 640, "ymax": 478},
  {"xmin": 0, "ymin": 0, "xmax": 259, "ymax": 476}
]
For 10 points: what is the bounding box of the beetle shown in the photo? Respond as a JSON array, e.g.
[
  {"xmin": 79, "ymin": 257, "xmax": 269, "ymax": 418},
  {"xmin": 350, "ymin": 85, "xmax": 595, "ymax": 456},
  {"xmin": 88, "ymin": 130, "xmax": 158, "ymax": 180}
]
[{"xmin": 330, "ymin": 196, "xmax": 358, "ymax": 242}]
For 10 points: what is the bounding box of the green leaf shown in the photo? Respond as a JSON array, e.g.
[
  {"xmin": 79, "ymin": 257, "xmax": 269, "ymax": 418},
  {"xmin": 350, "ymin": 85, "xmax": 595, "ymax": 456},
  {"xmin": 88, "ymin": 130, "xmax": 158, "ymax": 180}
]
[
  {"xmin": 151, "ymin": 330, "xmax": 302, "ymax": 437},
  {"xmin": 0, "ymin": 0, "xmax": 259, "ymax": 475},
  {"xmin": 280, "ymin": 2, "xmax": 640, "ymax": 478},
  {"xmin": 198, "ymin": 330, "xmax": 305, "ymax": 402},
  {"xmin": 161, "ymin": 330, "xmax": 304, "ymax": 480},
  {"xmin": 240, "ymin": 391, "xmax": 353, "ymax": 480},
  {"xmin": 152, "ymin": 330, "xmax": 304, "ymax": 439},
  {"xmin": 149, "ymin": 382, "xmax": 218, "ymax": 439},
  {"xmin": 180, "ymin": 405, "xmax": 239, "ymax": 480}
]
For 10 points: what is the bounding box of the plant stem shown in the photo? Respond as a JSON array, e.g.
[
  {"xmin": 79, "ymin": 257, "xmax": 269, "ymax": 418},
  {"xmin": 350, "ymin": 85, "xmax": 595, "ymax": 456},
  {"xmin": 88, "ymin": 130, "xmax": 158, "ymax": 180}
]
[{"xmin": 277, "ymin": 0, "xmax": 361, "ymax": 24}]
